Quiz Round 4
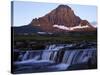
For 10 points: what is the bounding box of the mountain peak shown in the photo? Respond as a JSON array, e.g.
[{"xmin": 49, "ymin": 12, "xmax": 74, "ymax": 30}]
[
  {"xmin": 33, "ymin": 4, "xmax": 79, "ymax": 27},
  {"xmin": 52, "ymin": 4, "xmax": 73, "ymax": 16},
  {"xmin": 57, "ymin": 4, "xmax": 71, "ymax": 9},
  {"xmin": 30, "ymin": 5, "xmax": 95, "ymax": 32}
]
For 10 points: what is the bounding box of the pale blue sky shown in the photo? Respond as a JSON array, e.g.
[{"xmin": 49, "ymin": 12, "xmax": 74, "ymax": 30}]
[{"xmin": 13, "ymin": 1, "xmax": 97, "ymax": 26}]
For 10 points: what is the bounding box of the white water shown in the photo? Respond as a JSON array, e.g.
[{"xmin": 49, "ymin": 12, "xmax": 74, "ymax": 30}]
[
  {"xmin": 15, "ymin": 44, "xmax": 96, "ymax": 71},
  {"xmin": 22, "ymin": 51, "xmax": 29, "ymax": 61}
]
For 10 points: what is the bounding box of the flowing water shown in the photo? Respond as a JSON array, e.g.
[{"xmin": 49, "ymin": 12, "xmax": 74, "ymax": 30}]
[{"xmin": 13, "ymin": 43, "xmax": 97, "ymax": 73}]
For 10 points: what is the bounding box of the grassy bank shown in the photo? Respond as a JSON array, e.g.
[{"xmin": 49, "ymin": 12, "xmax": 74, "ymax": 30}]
[{"xmin": 13, "ymin": 32, "xmax": 97, "ymax": 43}]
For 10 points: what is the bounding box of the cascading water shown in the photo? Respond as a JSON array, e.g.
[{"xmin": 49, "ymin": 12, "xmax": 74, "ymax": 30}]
[
  {"xmin": 22, "ymin": 51, "xmax": 29, "ymax": 61},
  {"xmin": 41, "ymin": 44, "xmax": 65, "ymax": 60},
  {"xmin": 14, "ymin": 44, "xmax": 97, "ymax": 72},
  {"xmin": 61, "ymin": 49, "xmax": 96, "ymax": 65}
]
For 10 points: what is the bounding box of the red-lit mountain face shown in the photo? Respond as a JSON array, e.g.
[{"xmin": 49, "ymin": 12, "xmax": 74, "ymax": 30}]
[
  {"xmin": 31, "ymin": 5, "xmax": 95, "ymax": 32},
  {"xmin": 29, "ymin": 5, "xmax": 96, "ymax": 32}
]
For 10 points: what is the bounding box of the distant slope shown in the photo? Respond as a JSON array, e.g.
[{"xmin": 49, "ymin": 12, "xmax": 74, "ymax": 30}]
[{"xmin": 12, "ymin": 24, "xmax": 43, "ymax": 34}]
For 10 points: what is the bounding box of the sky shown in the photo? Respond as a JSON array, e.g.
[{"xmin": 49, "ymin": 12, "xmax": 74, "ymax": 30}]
[{"xmin": 12, "ymin": 1, "xmax": 97, "ymax": 27}]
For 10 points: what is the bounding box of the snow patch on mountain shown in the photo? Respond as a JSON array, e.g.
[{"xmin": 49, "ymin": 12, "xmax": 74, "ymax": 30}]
[
  {"xmin": 53, "ymin": 25, "xmax": 70, "ymax": 30},
  {"xmin": 53, "ymin": 24, "xmax": 89, "ymax": 30}
]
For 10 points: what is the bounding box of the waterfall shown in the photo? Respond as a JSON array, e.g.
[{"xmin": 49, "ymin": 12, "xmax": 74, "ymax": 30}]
[
  {"xmin": 62, "ymin": 51, "xmax": 71, "ymax": 63},
  {"xmin": 41, "ymin": 44, "xmax": 67, "ymax": 61},
  {"xmin": 21, "ymin": 50, "xmax": 96, "ymax": 64},
  {"xmin": 45, "ymin": 44, "xmax": 56, "ymax": 50},
  {"xmin": 21, "ymin": 51, "xmax": 42, "ymax": 61},
  {"xmin": 42, "ymin": 51, "xmax": 52, "ymax": 60},
  {"xmin": 13, "ymin": 43, "xmax": 97, "ymax": 73},
  {"xmin": 22, "ymin": 51, "xmax": 29, "ymax": 61},
  {"xmin": 66, "ymin": 51, "xmax": 76, "ymax": 64},
  {"xmin": 78, "ymin": 49, "xmax": 95, "ymax": 63},
  {"xmin": 61, "ymin": 49, "xmax": 96, "ymax": 65},
  {"xmin": 50, "ymin": 51, "xmax": 58, "ymax": 61},
  {"xmin": 16, "ymin": 44, "xmax": 96, "ymax": 67}
]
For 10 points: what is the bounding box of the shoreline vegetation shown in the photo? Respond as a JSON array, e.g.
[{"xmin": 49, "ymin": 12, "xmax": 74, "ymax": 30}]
[{"xmin": 13, "ymin": 31, "xmax": 97, "ymax": 51}]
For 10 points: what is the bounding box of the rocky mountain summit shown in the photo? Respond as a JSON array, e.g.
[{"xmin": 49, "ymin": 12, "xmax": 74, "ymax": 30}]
[{"xmin": 13, "ymin": 5, "xmax": 96, "ymax": 33}]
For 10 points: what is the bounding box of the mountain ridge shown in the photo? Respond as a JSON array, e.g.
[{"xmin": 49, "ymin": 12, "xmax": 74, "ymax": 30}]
[{"xmin": 13, "ymin": 5, "xmax": 96, "ymax": 33}]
